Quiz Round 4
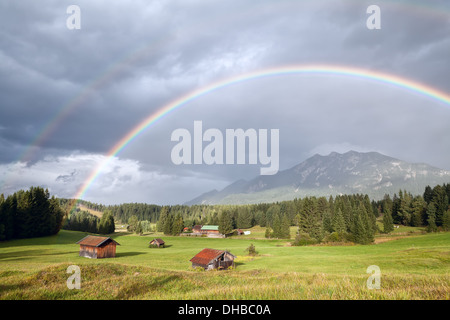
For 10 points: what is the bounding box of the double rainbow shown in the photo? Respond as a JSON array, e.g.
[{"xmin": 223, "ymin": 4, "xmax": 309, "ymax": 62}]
[{"xmin": 72, "ymin": 64, "xmax": 450, "ymax": 202}]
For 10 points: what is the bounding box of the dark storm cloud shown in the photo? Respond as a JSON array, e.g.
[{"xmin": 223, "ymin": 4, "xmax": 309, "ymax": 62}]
[{"xmin": 0, "ymin": 0, "xmax": 449, "ymax": 204}]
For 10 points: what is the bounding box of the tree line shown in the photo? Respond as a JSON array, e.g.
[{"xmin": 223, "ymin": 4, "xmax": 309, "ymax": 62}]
[
  {"xmin": 57, "ymin": 182, "xmax": 450, "ymax": 243},
  {"xmin": 62, "ymin": 208, "xmax": 115, "ymax": 234},
  {"xmin": 0, "ymin": 187, "xmax": 64, "ymax": 240},
  {"xmin": 151, "ymin": 193, "xmax": 378, "ymax": 244},
  {"xmin": 374, "ymin": 183, "xmax": 450, "ymax": 232}
]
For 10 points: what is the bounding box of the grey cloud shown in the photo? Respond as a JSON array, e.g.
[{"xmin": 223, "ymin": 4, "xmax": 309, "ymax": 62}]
[
  {"xmin": 1, "ymin": 0, "xmax": 449, "ymax": 203},
  {"xmin": 56, "ymin": 169, "xmax": 77, "ymax": 183}
]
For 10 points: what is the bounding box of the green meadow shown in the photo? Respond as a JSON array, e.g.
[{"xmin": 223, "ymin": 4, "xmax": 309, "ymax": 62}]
[{"xmin": 0, "ymin": 227, "xmax": 449, "ymax": 299}]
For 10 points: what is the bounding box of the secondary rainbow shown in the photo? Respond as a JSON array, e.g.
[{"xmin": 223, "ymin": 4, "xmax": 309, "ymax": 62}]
[{"xmin": 72, "ymin": 64, "xmax": 450, "ymax": 202}]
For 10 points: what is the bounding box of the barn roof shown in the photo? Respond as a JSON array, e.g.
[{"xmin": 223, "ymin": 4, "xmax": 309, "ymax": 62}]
[
  {"xmin": 201, "ymin": 225, "xmax": 219, "ymax": 231},
  {"xmin": 190, "ymin": 248, "xmax": 236, "ymax": 267},
  {"xmin": 77, "ymin": 235, "xmax": 120, "ymax": 247},
  {"xmin": 150, "ymin": 238, "xmax": 165, "ymax": 244}
]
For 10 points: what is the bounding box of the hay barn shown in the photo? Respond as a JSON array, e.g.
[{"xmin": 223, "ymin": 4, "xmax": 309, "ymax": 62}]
[
  {"xmin": 77, "ymin": 235, "xmax": 120, "ymax": 259},
  {"xmin": 190, "ymin": 248, "xmax": 236, "ymax": 270},
  {"xmin": 149, "ymin": 238, "xmax": 165, "ymax": 248}
]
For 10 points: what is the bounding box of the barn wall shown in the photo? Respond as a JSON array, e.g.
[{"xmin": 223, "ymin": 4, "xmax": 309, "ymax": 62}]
[
  {"xmin": 79, "ymin": 243, "xmax": 116, "ymax": 259},
  {"xmin": 79, "ymin": 245, "xmax": 97, "ymax": 259},
  {"xmin": 192, "ymin": 263, "xmax": 207, "ymax": 269},
  {"xmin": 219, "ymin": 260, "xmax": 234, "ymax": 269},
  {"xmin": 97, "ymin": 243, "xmax": 116, "ymax": 258},
  {"xmin": 223, "ymin": 252, "xmax": 234, "ymax": 261}
]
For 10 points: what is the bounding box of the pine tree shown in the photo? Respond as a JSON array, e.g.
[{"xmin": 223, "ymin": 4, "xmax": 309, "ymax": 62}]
[
  {"xmin": 361, "ymin": 202, "xmax": 375, "ymax": 243},
  {"xmin": 264, "ymin": 226, "xmax": 272, "ymax": 238},
  {"xmin": 442, "ymin": 210, "xmax": 450, "ymax": 231},
  {"xmin": 281, "ymin": 214, "xmax": 290, "ymax": 239},
  {"xmin": 272, "ymin": 214, "xmax": 281, "ymax": 238},
  {"xmin": 396, "ymin": 190, "xmax": 412, "ymax": 226},
  {"xmin": 332, "ymin": 208, "xmax": 346, "ymax": 234},
  {"xmin": 426, "ymin": 203, "xmax": 438, "ymax": 233},
  {"xmin": 423, "ymin": 185, "xmax": 433, "ymax": 204},
  {"xmin": 392, "ymin": 192, "xmax": 401, "ymax": 224},
  {"xmin": 136, "ymin": 220, "xmax": 143, "ymax": 235},
  {"xmin": 237, "ymin": 207, "xmax": 252, "ymax": 229},
  {"xmin": 156, "ymin": 207, "xmax": 169, "ymax": 232},
  {"xmin": 265, "ymin": 204, "xmax": 280, "ymax": 228},
  {"xmin": 352, "ymin": 210, "xmax": 366, "ymax": 244},
  {"xmin": 0, "ymin": 195, "xmax": 14, "ymax": 240},
  {"xmin": 322, "ymin": 211, "xmax": 333, "ymax": 233},
  {"xmin": 382, "ymin": 207, "xmax": 394, "ymax": 234},
  {"xmin": 293, "ymin": 213, "xmax": 301, "ymax": 228},
  {"xmin": 127, "ymin": 215, "xmax": 139, "ymax": 233},
  {"xmin": 300, "ymin": 197, "xmax": 322, "ymax": 242},
  {"xmin": 49, "ymin": 196, "xmax": 64, "ymax": 235},
  {"xmin": 163, "ymin": 214, "xmax": 174, "ymax": 235},
  {"xmin": 99, "ymin": 210, "xmax": 115, "ymax": 234},
  {"xmin": 219, "ymin": 210, "xmax": 233, "ymax": 235},
  {"xmin": 431, "ymin": 185, "xmax": 447, "ymax": 226},
  {"xmin": 411, "ymin": 197, "xmax": 426, "ymax": 227},
  {"xmin": 245, "ymin": 243, "xmax": 258, "ymax": 256},
  {"xmin": 258, "ymin": 210, "xmax": 266, "ymax": 227},
  {"xmin": 171, "ymin": 214, "xmax": 184, "ymax": 235}
]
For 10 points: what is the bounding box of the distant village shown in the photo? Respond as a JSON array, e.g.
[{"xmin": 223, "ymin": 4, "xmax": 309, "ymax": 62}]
[{"xmin": 182, "ymin": 225, "xmax": 246, "ymax": 238}]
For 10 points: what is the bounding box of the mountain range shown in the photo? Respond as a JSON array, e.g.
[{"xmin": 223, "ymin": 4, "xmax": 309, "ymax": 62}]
[{"xmin": 185, "ymin": 151, "xmax": 450, "ymax": 205}]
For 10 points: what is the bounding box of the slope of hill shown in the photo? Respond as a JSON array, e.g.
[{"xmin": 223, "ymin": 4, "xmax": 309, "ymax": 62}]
[
  {"xmin": 77, "ymin": 203, "xmax": 103, "ymax": 218},
  {"xmin": 186, "ymin": 151, "xmax": 450, "ymax": 205}
]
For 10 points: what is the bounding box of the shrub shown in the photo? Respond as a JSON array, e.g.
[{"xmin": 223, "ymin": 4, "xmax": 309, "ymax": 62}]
[
  {"xmin": 326, "ymin": 232, "xmax": 340, "ymax": 242},
  {"xmin": 291, "ymin": 232, "xmax": 317, "ymax": 246},
  {"xmin": 245, "ymin": 243, "xmax": 258, "ymax": 256},
  {"xmin": 323, "ymin": 231, "xmax": 348, "ymax": 243}
]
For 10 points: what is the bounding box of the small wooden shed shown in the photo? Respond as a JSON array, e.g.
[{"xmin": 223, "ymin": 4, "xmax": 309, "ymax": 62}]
[
  {"xmin": 192, "ymin": 225, "xmax": 202, "ymax": 234},
  {"xmin": 190, "ymin": 248, "xmax": 236, "ymax": 270},
  {"xmin": 149, "ymin": 238, "xmax": 165, "ymax": 248},
  {"xmin": 77, "ymin": 235, "xmax": 120, "ymax": 259}
]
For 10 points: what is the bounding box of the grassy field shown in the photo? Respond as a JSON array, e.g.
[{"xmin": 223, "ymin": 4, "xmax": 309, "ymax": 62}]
[
  {"xmin": 0, "ymin": 227, "xmax": 449, "ymax": 299},
  {"xmin": 76, "ymin": 204, "xmax": 103, "ymax": 218}
]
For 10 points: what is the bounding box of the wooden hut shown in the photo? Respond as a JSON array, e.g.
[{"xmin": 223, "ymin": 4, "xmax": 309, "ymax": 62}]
[
  {"xmin": 201, "ymin": 225, "xmax": 221, "ymax": 235},
  {"xmin": 149, "ymin": 238, "xmax": 165, "ymax": 248},
  {"xmin": 77, "ymin": 235, "xmax": 120, "ymax": 259},
  {"xmin": 192, "ymin": 225, "xmax": 202, "ymax": 234},
  {"xmin": 190, "ymin": 248, "xmax": 236, "ymax": 270}
]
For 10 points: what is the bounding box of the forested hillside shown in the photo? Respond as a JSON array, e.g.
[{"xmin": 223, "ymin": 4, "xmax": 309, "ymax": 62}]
[{"xmin": 48, "ymin": 183, "xmax": 450, "ymax": 245}]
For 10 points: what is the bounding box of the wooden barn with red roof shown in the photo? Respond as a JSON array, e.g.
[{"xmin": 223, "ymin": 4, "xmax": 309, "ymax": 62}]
[
  {"xmin": 190, "ymin": 248, "xmax": 236, "ymax": 270},
  {"xmin": 77, "ymin": 235, "xmax": 120, "ymax": 259}
]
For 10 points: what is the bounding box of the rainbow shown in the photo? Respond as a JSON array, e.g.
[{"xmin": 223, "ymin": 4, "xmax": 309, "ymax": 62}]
[
  {"xmin": 72, "ymin": 64, "xmax": 450, "ymax": 202},
  {"xmin": 15, "ymin": 0, "xmax": 450, "ymax": 164}
]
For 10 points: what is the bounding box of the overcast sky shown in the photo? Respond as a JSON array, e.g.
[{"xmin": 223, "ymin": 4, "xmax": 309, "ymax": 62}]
[{"xmin": 0, "ymin": 0, "xmax": 449, "ymax": 205}]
